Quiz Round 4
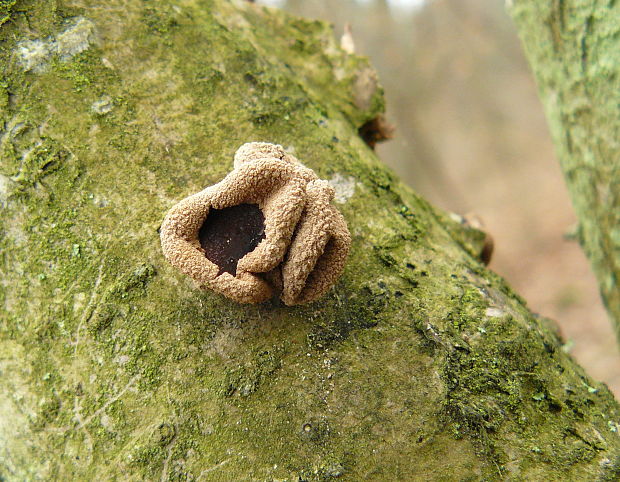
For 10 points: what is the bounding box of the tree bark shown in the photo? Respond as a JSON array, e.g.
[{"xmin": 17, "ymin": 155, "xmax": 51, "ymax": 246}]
[
  {"xmin": 1, "ymin": 1, "xmax": 619, "ymax": 480},
  {"xmin": 509, "ymin": 0, "xmax": 620, "ymax": 343}
]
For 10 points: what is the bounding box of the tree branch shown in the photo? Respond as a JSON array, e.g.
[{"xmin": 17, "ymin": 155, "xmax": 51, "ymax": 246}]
[{"xmin": 0, "ymin": 0, "xmax": 619, "ymax": 479}]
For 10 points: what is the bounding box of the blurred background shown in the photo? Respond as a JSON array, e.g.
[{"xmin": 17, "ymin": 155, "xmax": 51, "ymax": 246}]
[{"xmin": 257, "ymin": 0, "xmax": 620, "ymax": 396}]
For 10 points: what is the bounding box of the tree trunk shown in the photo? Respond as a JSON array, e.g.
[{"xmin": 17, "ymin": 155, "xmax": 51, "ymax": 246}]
[
  {"xmin": 509, "ymin": 0, "xmax": 620, "ymax": 343},
  {"xmin": 1, "ymin": 1, "xmax": 619, "ymax": 480}
]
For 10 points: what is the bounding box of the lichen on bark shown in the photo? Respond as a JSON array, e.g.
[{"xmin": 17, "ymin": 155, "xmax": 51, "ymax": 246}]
[
  {"xmin": 1, "ymin": 0, "xmax": 619, "ymax": 480},
  {"xmin": 509, "ymin": 0, "xmax": 620, "ymax": 343}
]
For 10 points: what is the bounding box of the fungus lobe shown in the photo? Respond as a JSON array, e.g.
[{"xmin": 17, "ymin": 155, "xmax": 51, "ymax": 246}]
[
  {"xmin": 198, "ymin": 203, "xmax": 266, "ymax": 276},
  {"xmin": 161, "ymin": 142, "xmax": 351, "ymax": 305}
]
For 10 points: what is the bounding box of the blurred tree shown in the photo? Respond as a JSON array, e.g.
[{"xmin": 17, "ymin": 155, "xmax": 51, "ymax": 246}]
[{"xmin": 510, "ymin": 1, "xmax": 620, "ymax": 343}]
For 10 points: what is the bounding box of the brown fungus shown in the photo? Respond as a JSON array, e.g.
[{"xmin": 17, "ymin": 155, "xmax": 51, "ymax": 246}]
[
  {"xmin": 160, "ymin": 142, "xmax": 351, "ymax": 305},
  {"xmin": 358, "ymin": 114, "xmax": 395, "ymax": 149}
]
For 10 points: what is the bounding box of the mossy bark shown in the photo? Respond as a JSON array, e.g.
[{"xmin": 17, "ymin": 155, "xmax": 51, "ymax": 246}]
[
  {"xmin": 1, "ymin": 1, "xmax": 619, "ymax": 480},
  {"xmin": 509, "ymin": 0, "xmax": 620, "ymax": 343}
]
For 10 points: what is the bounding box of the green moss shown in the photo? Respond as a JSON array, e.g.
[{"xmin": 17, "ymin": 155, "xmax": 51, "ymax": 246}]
[
  {"xmin": 221, "ymin": 348, "xmax": 283, "ymax": 398},
  {"xmin": 0, "ymin": 0, "xmax": 618, "ymax": 480},
  {"xmin": 141, "ymin": 5, "xmax": 179, "ymax": 36},
  {"xmin": 0, "ymin": 0, "xmax": 16, "ymax": 26},
  {"xmin": 599, "ymin": 457, "xmax": 620, "ymax": 481},
  {"xmin": 11, "ymin": 137, "xmax": 69, "ymax": 189},
  {"xmin": 109, "ymin": 263, "xmax": 157, "ymax": 298},
  {"xmin": 129, "ymin": 444, "xmax": 166, "ymax": 469},
  {"xmin": 305, "ymin": 285, "xmax": 386, "ymax": 350},
  {"xmin": 30, "ymin": 397, "xmax": 62, "ymax": 431},
  {"xmin": 446, "ymin": 287, "xmax": 486, "ymax": 332},
  {"xmin": 153, "ymin": 422, "xmax": 175, "ymax": 446}
]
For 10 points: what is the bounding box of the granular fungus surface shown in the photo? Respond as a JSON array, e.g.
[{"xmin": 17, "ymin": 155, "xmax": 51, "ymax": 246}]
[{"xmin": 160, "ymin": 142, "xmax": 351, "ymax": 305}]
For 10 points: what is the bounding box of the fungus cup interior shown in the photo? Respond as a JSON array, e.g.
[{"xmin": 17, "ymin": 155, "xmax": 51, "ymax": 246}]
[{"xmin": 198, "ymin": 204, "xmax": 266, "ymax": 276}]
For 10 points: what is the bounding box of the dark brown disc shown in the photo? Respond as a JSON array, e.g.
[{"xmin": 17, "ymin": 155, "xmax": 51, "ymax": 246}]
[{"xmin": 199, "ymin": 204, "xmax": 266, "ymax": 276}]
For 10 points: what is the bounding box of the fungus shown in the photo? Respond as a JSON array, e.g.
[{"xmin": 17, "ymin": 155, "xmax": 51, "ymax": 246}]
[
  {"xmin": 160, "ymin": 142, "xmax": 351, "ymax": 305},
  {"xmin": 462, "ymin": 213, "xmax": 494, "ymax": 266},
  {"xmin": 358, "ymin": 114, "xmax": 394, "ymax": 149}
]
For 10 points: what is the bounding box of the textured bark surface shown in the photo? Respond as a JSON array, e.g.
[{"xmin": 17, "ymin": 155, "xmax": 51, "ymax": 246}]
[
  {"xmin": 1, "ymin": 1, "xmax": 619, "ymax": 480},
  {"xmin": 509, "ymin": 0, "xmax": 620, "ymax": 342}
]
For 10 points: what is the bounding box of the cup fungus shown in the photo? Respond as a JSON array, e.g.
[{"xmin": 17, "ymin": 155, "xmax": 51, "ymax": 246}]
[{"xmin": 160, "ymin": 142, "xmax": 351, "ymax": 305}]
